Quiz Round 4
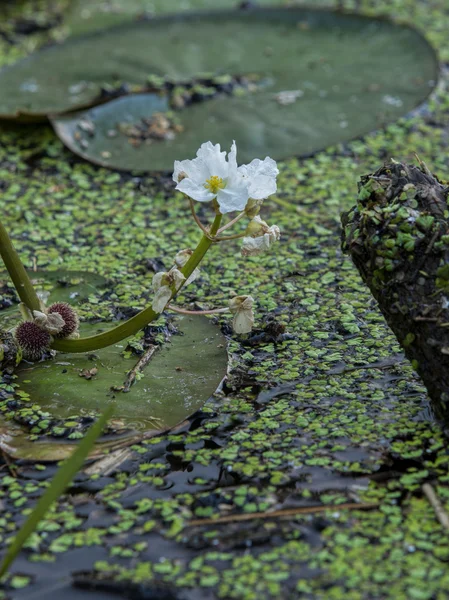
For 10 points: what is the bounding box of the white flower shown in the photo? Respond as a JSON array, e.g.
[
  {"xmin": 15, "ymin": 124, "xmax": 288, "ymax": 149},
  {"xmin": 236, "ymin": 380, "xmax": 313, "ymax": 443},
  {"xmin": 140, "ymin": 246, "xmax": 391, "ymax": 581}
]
[
  {"xmin": 152, "ymin": 268, "xmax": 186, "ymax": 313},
  {"xmin": 229, "ymin": 295, "xmax": 255, "ymax": 334},
  {"xmin": 174, "ymin": 249, "xmax": 200, "ymax": 285},
  {"xmin": 173, "ymin": 141, "xmax": 278, "ymax": 214},
  {"xmin": 241, "ymin": 217, "xmax": 281, "ymax": 256}
]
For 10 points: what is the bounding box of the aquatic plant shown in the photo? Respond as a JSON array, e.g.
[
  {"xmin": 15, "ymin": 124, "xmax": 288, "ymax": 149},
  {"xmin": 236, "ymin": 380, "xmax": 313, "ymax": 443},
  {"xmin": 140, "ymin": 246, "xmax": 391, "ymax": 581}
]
[{"xmin": 0, "ymin": 141, "xmax": 279, "ymax": 360}]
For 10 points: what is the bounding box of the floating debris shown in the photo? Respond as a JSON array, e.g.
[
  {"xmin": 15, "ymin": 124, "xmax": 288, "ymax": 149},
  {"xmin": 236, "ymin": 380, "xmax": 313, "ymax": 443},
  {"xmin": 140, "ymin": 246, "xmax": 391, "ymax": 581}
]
[
  {"xmin": 117, "ymin": 111, "xmax": 184, "ymax": 146},
  {"xmin": 275, "ymin": 89, "xmax": 304, "ymax": 106}
]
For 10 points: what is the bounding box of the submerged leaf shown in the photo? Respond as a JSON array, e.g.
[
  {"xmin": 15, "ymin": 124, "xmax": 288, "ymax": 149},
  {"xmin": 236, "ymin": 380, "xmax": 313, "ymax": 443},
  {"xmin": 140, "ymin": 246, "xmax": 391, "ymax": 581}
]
[{"xmin": 0, "ymin": 407, "xmax": 113, "ymax": 578}]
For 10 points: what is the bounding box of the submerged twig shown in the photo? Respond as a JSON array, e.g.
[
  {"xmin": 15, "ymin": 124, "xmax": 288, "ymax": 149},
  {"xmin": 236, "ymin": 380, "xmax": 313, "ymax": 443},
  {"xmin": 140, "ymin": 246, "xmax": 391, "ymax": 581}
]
[
  {"xmin": 123, "ymin": 344, "xmax": 159, "ymax": 393},
  {"xmin": 187, "ymin": 502, "xmax": 379, "ymax": 527},
  {"xmin": 84, "ymin": 448, "xmax": 134, "ymax": 477},
  {"xmin": 422, "ymin": 483, "xmax": 449, "ymax": 531}
]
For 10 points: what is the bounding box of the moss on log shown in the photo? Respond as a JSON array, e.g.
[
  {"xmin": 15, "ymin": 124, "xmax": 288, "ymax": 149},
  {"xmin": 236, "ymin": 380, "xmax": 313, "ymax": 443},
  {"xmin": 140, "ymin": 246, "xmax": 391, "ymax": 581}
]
[{"xmin": 342, "ymin": 160, "xmax": 449, "ymax": 421}]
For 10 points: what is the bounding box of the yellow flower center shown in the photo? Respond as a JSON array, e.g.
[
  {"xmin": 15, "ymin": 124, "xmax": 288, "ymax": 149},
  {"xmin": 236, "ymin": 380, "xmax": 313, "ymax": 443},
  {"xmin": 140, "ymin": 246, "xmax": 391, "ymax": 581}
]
[{"xmin": 204, "ymin": 175, "xmax": 225, "ymax": 195}]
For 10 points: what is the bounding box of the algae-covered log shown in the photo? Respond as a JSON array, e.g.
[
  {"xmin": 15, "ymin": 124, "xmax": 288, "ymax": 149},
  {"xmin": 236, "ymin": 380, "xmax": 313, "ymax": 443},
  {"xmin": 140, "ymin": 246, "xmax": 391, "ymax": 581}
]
[{"xmin": 341, "ymin": 160, "xmax": 449, "ymax": 421}]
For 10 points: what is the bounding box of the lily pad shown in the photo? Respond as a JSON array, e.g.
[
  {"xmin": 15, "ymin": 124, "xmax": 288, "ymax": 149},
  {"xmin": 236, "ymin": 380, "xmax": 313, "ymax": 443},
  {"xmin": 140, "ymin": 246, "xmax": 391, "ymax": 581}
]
[
  {"xmin": 65, "ymin": 0, "xmax": 273, "ymax": 35},
  {"xmin": 0, "ymin": 269, "xmax": 108, "ymax": 307},
  {"xmin": 14, "ymin": 315, "xmax": 227, "ymax": 433},
  {"xmin": 28, "ymin": 269, "xmax": 109, "ymax": 305},
  {"xmin": 0, "ymin": 9, "xmax": 437, "ymax": 170}
]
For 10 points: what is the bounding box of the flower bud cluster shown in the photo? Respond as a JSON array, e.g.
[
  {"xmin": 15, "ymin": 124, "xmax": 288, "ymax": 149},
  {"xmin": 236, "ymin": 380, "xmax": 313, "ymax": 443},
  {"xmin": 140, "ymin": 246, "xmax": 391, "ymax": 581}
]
[{"xmin": 14, "ymin": 302, "xmax": 80, "ymax": 361}]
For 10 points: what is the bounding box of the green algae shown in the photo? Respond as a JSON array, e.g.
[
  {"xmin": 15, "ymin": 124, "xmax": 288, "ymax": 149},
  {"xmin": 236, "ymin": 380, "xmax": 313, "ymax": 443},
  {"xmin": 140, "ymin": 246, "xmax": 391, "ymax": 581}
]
[{"xmin": 1, "ymin": 0, "xmax": 449, "ymax": 598}]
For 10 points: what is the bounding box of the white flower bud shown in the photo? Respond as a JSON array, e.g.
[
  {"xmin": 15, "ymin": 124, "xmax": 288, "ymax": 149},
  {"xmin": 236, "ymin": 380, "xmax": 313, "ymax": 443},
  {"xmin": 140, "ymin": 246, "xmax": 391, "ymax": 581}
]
[
  {"xmin": 244, "ymin": 198, "xmax": 263, "ymax": 218},
  {"xmin": 241, "ymin": 223, "xmax": 280, "ymax": 257},
  {"xmin": 229, "ymin": 295, "xmax": 255, "ymax": 334},
  {"xmin": 151, "ymin": 268, "xmax": 186, "ymax": 314},
  {"xmin": 244, "ymin": 215, "xmax": 269, "ymax": 237}
]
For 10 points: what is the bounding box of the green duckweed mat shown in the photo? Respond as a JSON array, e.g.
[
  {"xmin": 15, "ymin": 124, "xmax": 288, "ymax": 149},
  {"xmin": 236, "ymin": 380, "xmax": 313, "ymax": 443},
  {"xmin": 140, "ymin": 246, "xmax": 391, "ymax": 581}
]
[{"xmin": 1, "ymin": 1, "xmax": 449, "ymax": 599}]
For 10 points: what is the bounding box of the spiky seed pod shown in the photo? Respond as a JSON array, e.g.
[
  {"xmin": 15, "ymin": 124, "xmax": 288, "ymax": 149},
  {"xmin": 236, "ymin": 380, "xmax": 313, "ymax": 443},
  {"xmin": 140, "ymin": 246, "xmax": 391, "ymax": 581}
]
[
  {"xmin": 0, "ymin": 328, "xmax": 21, "ymax": 370},
  {"xmin": 14, "ymin": 321, "xmax": 51, "ymax": 361},
  {"xmin": 47, "ymin": 303, "xmax": 79, "ymax": 338}
]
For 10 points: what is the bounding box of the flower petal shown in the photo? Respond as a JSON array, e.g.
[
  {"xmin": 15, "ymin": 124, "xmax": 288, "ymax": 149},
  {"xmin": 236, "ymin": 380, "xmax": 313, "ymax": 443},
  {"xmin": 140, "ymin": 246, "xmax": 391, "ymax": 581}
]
[
  {"xmin": 216, "ymin": 174, "xmax": 249, "ymax": 214},
  {"xmin": 176, "ymin": 178, "xmax": 216, "ymax": 202},
  {"xmin": 238, "ymin": 157, "xmax": 279, "ymax": 200},
  {"xmin": 169, "ymin": 268, "xmax": 186, "ymax": 290},
  {"xmin": 173, "ymin": 157, "xmax": 209, "ymax": 184},
  {"xmin": 196, "ymin": 142, "xmax": 228, "ymax": 179},
  {"xmin": 185, "ymin": 268, "xmax": 200, "ymax": 286},
  {"xmin": 227, "ymin": 140, "xmax": 238, "ymax": 173},
  {"xmin": 241, "ymin": 235, "xmax": 270, "ymax": 256},
  {"xmin": 233, "ymin": 311, "xmax": 254, "ymax": 334},
  {"xmin": 152, "ymin": 286, "xmax": 172, "ymax": 313},
  {"xmin": 152, "ymin": 272, "xmax": 166, "ymax": 292}
]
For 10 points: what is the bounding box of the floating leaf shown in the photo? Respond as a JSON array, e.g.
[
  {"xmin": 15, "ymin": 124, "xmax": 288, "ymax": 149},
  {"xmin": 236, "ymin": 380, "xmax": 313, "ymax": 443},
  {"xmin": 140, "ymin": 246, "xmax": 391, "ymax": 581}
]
[
  {"xmin": 0, "ymin": 269, "xmax": 108, "ymax": 308},
  {"xmin": 28, "ymin": 269, "xmax": 109, "ymax": 305},
  {"xmin": 0, "ymin": 10, "xmax": 437, "ymax": 176},
  {"xmin": 6, "ymin": 315, "xmax": 227, "ymax": 450},
  {"xmin": 65, "ymin": 0, "xmax": 270, "ymax": 35}
]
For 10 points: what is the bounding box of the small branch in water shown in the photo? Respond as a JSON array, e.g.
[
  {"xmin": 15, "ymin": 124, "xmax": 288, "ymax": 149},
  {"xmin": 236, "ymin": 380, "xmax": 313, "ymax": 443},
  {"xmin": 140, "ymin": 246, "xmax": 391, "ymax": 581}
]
[
  {"xmin": 187, "ymin": 502, "xmax": 379, "ymax": 527},
  {"xmin": 1, "ymin": 448, "xmax": 17, "ymax": 477},
  {"xmin": 122, "ymin": 344, "xmax": 159, "ymax": 393},
  {"xmin": 84, "ymin": 448, "xmax": 135, "ymax": 477},
  {"xmin": 422, "ymin": 483, "xmax": 449, "ymax": 531},
  {"xmin": 168, "ymin": 304, "xmax": 229, "ymax": 316}
]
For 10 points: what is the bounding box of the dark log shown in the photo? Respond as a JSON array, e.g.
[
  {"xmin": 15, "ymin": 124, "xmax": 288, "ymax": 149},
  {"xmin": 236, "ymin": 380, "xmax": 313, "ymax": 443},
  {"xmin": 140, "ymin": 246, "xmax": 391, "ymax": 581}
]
[{"xmin": 341, "ymin": 160, "xmax": 449, "ymax": 421}]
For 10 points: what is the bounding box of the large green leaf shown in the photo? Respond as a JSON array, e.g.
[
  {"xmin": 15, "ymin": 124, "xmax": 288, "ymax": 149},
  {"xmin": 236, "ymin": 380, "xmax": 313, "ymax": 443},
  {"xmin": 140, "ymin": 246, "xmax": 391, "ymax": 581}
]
[
  {"xmin": 0, "ymin": 268, "xmax": 108, "ymax": 306},
  {"xmin": 14, "ymin": 315, "xmax": 227, "ymax": 430},
  {"xmin": 0, "ymin": 9, "xmax": 438, "ymax": 170}
]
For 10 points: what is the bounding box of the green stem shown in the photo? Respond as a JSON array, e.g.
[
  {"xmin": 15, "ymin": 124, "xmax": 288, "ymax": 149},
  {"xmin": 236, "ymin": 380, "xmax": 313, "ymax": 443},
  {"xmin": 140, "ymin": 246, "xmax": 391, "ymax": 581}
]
[
  {"xmin": 51, "ymin": 214, "xmax": 222, "ymax": 353},
  {"xmin": 0, "ymin": 220, "xmax": 41, "ymax": 312}
]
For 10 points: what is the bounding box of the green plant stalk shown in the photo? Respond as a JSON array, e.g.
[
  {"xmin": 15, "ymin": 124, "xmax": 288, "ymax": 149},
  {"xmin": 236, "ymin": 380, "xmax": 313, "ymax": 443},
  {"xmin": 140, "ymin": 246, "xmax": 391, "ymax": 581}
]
[
  {"xmin": 51, "ymin": 213, "xmax": 222, "ymax": 353},
  {"xmin": 0, "ymin": 406, "xmax": 113, "ymax": 579},
  {"xmin": 0, "ymin": 220, "xmax": 41, "ymax": 312}
]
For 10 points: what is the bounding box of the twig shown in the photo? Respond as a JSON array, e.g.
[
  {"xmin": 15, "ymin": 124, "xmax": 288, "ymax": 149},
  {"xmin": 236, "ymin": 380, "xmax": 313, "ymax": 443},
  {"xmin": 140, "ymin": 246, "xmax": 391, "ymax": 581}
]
[
  {"xmin": 187, "ymin": 502, "xmax": 379, "ymax": 527},
  {"xmin": 1, "ymin": 448, "xmax": 17, "ymax": 477},
  {"xmin": 422, "ymin": 483, "xmax": 449, "ymax": 531},
  {"xmin": 84, "ymin": 448, "xmax": 135, "ymax": 476},
  {"xmin": 122, "ymin": 344, "xmax": 158, "ymax": 393}
]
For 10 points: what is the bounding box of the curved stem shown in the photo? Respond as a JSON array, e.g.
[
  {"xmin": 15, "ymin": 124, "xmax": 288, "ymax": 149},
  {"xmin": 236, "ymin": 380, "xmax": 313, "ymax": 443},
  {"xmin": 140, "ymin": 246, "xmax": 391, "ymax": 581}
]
[
  {"xmin": 189, "ymin": 199, "xmax": 214, "ymax": 239},
  {"xmin": 214, "ymin": 232, "xmax": 247, "ymax": 242},
  {"xmin": 0, "ymin": 220, "xmax": 41, "ymax": 312},
  {"xmin": 217, "ymin": 211, "xmax": 246, "ymax": 234},
  {"xmin": 168, "ymin": 304, "xmax": 230, "ymax": 316},
  {"xmin": 51, "ymin": 214, "xmax": 222, "ymax": 353}
]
